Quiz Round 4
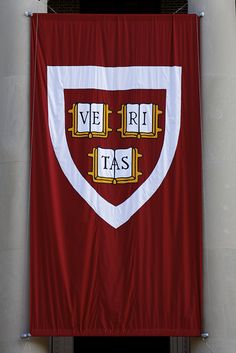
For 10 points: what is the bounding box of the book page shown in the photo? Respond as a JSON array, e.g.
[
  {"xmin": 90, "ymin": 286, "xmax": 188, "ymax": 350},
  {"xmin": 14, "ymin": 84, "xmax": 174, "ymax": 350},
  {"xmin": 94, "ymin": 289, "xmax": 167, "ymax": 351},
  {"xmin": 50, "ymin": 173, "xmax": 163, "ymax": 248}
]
[
  {"xmin": 126, "ymin": 104, "xmax": 139, "ymax": 133},
  {"xmin": 114, "ymin": 148, "xmax": 133, "ymax": 179},
  {"xmin": 77, "ymin": 103, "xmax": 90, "ymax": 132},
  {"xmin": 97, "ymin": 147, "xmax": 115, "ymax": 179},
  {"xmin": 139, "ymin": 104, "xmax": 153, "ymax": 133},
  {"xmin": 90, "ymin": 103, "xmax": 104, "ymax": 133}
]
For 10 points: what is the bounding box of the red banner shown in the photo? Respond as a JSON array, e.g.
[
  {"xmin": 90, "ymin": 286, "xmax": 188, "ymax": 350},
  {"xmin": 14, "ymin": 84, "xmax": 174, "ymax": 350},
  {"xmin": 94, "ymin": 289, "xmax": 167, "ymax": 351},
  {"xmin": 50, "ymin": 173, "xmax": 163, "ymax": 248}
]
[{"xmin": 30, "ymin": 14, "xmax": 202, "ymax": 336}]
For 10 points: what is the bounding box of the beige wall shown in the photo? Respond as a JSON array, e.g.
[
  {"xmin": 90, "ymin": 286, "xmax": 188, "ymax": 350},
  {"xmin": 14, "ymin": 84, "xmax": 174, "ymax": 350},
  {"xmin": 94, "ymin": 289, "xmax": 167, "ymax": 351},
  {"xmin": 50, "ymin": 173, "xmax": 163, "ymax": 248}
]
[
  {"xmin": 0, "ymin": 1, "xmax": 48, "ymax": 352},
  {"xmin": 189, "ymin": 1, "xmax": 236, "ymax": 352}
]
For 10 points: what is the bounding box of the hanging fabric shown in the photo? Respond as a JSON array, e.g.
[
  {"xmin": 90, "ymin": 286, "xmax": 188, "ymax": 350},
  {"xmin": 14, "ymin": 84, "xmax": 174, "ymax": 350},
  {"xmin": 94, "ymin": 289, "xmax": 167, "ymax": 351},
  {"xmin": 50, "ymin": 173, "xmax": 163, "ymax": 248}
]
[{"xmin": 30, "ymin": 14, "xmax": 202, "ymax": 336}]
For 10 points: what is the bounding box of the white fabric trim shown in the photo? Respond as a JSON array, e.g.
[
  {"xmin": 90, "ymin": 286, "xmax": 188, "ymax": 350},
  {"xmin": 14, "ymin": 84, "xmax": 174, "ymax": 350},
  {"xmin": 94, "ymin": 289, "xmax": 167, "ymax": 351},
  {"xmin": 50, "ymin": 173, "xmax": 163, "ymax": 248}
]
[{"xmin": 47, "ymin": 66, "xmax": 182, "ymax": 228}]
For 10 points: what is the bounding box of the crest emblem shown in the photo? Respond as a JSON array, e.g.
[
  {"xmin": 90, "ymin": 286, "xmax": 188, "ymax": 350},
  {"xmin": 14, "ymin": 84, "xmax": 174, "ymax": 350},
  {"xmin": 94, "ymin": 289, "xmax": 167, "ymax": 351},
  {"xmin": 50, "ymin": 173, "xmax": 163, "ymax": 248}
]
[{"xmin": 47, "ymin": 66, "xmax": 182, "ymax": 228}]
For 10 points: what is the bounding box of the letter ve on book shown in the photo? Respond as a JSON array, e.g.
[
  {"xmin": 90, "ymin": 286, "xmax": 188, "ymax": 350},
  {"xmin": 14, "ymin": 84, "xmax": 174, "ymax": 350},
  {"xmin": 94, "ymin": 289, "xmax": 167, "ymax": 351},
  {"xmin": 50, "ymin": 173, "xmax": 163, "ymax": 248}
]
[{"xmin": 68, "ymin": 103, "xmax": 112, "ymax": 138}]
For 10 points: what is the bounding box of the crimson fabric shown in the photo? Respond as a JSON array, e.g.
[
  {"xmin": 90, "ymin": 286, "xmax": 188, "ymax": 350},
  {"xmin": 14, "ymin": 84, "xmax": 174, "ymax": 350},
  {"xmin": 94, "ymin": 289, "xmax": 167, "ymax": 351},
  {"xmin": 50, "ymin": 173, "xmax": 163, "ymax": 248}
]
[{"xmin": 30, "ymin": 14, "xmax": 202, "ymax": 336}]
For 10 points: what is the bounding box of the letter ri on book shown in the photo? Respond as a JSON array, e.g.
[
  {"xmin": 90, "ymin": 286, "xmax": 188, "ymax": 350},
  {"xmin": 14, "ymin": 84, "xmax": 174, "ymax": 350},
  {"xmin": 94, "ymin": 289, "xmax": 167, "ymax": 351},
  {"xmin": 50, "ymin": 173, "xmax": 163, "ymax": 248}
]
[
  {"xmin": 88, "ymin": 147, "xmax": 142, "ymax": 184},
  {"xmin": 118, "ymin": 103, "xmax": 162, "ymax": 138}
]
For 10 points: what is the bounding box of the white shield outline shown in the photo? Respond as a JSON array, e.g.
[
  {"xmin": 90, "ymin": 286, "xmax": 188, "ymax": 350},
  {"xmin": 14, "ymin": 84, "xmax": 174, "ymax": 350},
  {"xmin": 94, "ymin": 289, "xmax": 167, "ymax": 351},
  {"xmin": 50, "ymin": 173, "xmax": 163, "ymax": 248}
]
[{"xmin": 47, "ymin": 66, "xmax": 182, "ymax": 228}]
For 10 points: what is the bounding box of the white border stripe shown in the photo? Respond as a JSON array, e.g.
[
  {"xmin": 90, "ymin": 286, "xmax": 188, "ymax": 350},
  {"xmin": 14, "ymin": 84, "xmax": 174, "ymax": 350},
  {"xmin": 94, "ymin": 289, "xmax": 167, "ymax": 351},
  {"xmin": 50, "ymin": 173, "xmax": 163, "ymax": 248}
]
[{"xmin": 47, "ymin": 66, "xmax": 182, "ymax": 228}]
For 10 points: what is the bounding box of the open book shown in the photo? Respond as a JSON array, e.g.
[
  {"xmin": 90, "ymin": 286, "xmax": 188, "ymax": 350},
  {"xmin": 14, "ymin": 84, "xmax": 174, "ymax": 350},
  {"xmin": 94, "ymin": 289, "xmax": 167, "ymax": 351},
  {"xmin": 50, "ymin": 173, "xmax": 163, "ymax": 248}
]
[
  {"xmin": 88, "ymin": 147, "xmax": 142, "ymax": 184},
  {"xmin": 68, "ymin": 103, "xmax": 112, "ymax": 138},
  {"xmin": 117, "ymin": 103, "xmax": 162, "ymax": 138}
]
